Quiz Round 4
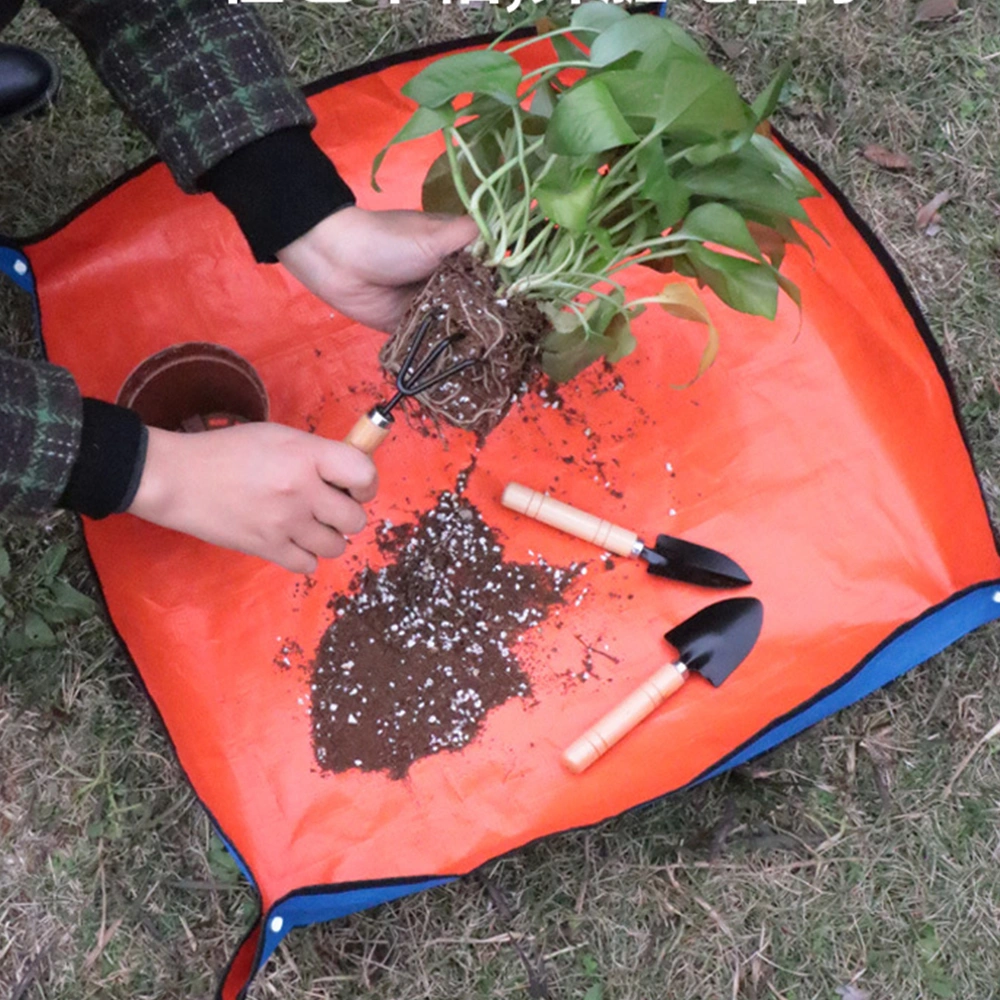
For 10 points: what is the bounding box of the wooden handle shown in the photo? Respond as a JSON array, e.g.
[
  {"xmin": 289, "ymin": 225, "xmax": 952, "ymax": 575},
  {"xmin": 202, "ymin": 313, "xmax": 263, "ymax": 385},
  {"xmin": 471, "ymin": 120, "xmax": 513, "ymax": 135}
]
[
  {"xmin": 344, "ymin": 412, "xmax": 392, "ymax": 455},
  {"xmin": 562, "ymin": 661, "xmax": 687, "ymax": 774},
  {"xmin": 501, "ymin": 482, "xmax": 639, "ymax": 557}
]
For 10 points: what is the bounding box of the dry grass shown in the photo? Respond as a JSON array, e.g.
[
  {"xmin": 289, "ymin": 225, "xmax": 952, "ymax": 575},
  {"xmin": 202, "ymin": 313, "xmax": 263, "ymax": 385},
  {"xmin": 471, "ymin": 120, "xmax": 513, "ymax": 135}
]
[{"xmin": 2, "ymin": 2, "xmax": 1000, "ymax": 998}]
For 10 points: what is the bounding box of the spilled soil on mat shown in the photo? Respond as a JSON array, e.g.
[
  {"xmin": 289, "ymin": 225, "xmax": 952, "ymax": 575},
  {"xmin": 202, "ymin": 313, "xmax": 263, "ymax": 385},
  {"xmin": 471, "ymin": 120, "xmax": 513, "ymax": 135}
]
[{"xmin": 310, "ymin": 488, "xmax": 579, "ymax": 779}]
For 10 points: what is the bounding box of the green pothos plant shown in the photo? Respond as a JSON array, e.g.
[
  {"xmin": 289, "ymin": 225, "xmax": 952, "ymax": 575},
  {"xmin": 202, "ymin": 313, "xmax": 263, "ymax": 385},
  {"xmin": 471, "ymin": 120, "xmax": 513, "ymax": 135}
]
[{"xmin": 373, "ymin": 2, "xmax": 819, "ymax": 434}]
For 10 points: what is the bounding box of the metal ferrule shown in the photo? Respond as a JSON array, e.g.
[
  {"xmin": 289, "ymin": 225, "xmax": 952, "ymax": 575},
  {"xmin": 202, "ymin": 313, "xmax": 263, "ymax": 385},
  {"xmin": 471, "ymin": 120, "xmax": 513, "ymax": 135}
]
[
  {"xmin": 367, "ymin": 407, "xmax": 394, "ymax": 429},
  {"xmin": 630, "ymin": 538, "xmax": 645, "ymax": 557}
]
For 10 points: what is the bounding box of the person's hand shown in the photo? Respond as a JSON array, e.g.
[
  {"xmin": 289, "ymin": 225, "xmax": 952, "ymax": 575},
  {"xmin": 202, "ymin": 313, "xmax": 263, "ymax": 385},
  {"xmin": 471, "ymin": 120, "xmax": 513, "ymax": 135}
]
[
  {"xmin": 127, "ymin": 424, "xmax": 378, "ymax": 573},
  {"xmin": 276, "ymin": 206, "xmax": 480, "ymax": 333}
]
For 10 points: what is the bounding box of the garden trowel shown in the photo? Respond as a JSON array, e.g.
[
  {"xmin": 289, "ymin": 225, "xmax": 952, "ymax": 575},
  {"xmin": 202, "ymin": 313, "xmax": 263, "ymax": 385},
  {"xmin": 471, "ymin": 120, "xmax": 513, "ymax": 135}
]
[
  {"xmin": 563, "ymin": 597, "xmax": 764, "ymax": 773},
  {"xmin": 501, "ymin": 482, "xmax": 750, "ymax": 589}
]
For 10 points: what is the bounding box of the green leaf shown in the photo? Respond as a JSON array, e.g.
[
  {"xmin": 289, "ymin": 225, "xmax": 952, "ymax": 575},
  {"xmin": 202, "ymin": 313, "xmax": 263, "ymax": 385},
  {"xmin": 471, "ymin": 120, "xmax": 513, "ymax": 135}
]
[
  {"xmin": 751, "ymin": 63, "xmax": 792, "ymax": 122},
  {"xmin": 0, "ymin": 545, "xmax": 10, "ymax": 580},
  {"xmin": 583, "ymin": 984, "xmax": 604, "ymax": 1000},
  {"xmin": 402, "ymin": 50, "xmax": 523, "ymax": 108},
  {"xmin": 773, "ymin": 268, "xmax": 802, "ymax": 309},
  {"xmin": 680, "ymin": 122, "xmax": 757, "ymax": 166},
  {"xmin": 747, "ymin": 133, "xmax": 818, "ymax": 199},
  {"xmin": 687, "ymin": 244, "xmax": 780, "ymax": 318},
  {"xmin": 740, "ymin": 206, "xmax": 811, "ymax": 253},
  {"xmin": 521, "ymin": 113, "xmax": 549, "ymax": 137},
  {"xmin": 746, "ymin": 219, "xmax": 787, "ymax": 267},
  {"xmin": 22, "ymin": 611, "xmax": 57, "ymax": 648},
  {"xmin": 604, "ymin": 312, "xmax": 637, "ymax": 364},
  {"xmin": 672, "ymin": 254, "xmax": 697, "ymax": 279},
  {"xmin": 423, "ymin": 152, "xmax": 469, "ymax": 215},
  {"xmin": 207, "ymin": 834, "xmax": 245, "ymax": 886},
  {"xmin": 570, "ymin": 2, "xmax": 630, "ymax": 34},
  {"xmin": 49, "ymin": 579, "xmax": 98, "ymax": 618},
  {"xmin": 372, "ymin": 104, "xmax": 456, "ymax": 190},
  {"xmin": 547, "ymin": 77, "xmax": 639, "ymax": 155},
  {"xmin": 678, "ymin": 158, "xmax": 812, "ymax": 222},
  {"xmin": 35, "ymin": 542, "xmax": 67, "ymax": 583},
  {"xmin": 540, "ymin": 292, "xmax": 632, "ymax": 381},
  {"xmin": 917, "ymin": 925, "xmax": 956, "ymax": 999},
  {"xmin": 585, "ymin": 285, "xmax": 626, "ymax": 337},
  {"xmin": 547, "ymin": 30, "xmax": 586, "ymax": 66},
  {"xmin": 677, "ymin": 202, "xmax": 763, "ymax": 260},
  {"xmin": 636, "ymin": 144, "xmax": 689, "ymax": 229},
  {"xmin": 588, "ymin": 16, "xmax": 701, "ymax": 68},
  {"xmin": 37, "ymin": 603, "xmax": 75, "ymax": 625},
  {"xmin": 530, "ymin": 80, "xmax": 558, "ymax": 118},
  {"xmin": 536, "ymin": 160, "xmax": 602, "ymax": 231},
  {"xmin": 420, "ymin": 113, "xmax": 507, "ymax": 213},
  {"xmin": 599, "ymin": 60, "xmax": 752, "ymax": 137},
  {"xmin": 542, "ymin": 323, "xmax": 610, "ymax": 382}
]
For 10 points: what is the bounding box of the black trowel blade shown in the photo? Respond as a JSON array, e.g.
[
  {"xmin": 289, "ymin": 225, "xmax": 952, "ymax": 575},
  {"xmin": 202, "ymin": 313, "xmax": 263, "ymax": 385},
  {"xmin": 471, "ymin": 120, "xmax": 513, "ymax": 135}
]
[
  {"xmin": 664, "ymin": 597, "xmax": 764, "ymax": 687},
  {"xmin": 643, "ymin": 535, "xmax": 752, "ymax": 589}
]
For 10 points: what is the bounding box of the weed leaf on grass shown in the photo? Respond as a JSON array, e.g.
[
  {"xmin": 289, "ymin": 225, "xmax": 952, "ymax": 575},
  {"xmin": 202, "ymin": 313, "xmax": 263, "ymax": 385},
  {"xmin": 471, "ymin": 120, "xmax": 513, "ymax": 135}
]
[
  {"xmin": 917, "ymin": 924, "xmax": 957, "ymax": 998},
  {"xmin": 35, "ymin": 540, "xmax": 68, "ymax": 582}
]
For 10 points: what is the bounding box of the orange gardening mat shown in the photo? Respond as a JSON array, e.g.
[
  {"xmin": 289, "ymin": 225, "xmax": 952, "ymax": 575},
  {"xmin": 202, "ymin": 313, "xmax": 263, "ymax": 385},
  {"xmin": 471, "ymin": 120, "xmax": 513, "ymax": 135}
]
[{"xmin": 10, "ymin": 36, "xmax": 1000, "ymax": 1000}]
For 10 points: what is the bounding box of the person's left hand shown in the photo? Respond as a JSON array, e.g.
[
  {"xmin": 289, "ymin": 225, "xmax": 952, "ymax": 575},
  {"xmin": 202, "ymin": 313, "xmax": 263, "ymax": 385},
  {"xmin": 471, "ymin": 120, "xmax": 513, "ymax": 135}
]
[{"xmin": 276, "ymin": 206, "xmax": 480, "ymax": 334}]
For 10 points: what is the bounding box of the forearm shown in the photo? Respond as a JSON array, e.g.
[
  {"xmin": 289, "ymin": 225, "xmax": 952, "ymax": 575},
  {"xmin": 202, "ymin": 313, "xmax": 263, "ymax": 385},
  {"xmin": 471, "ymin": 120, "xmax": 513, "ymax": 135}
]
[
  {"xmin": 37, "ymin": 0, "xmax": 355, "ymax": 260},
  {"xmin": 0, "ymin": 353, "xmax": 146, "ymax": 519},
  {"xmin": 35, "ymin": 0, "xmax": 316, "ymax": 191},
  {"xmin": 0, "ymin": 353, "xmax": 81, "ymax": 515}
]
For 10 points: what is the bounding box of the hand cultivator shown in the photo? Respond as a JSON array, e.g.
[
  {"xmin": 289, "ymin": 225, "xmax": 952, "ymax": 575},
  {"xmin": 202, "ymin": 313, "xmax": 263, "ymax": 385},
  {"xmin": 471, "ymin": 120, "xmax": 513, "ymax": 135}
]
[{"xmin": 345, "ymin": 313, "xmax": 479, "ymax": 454}]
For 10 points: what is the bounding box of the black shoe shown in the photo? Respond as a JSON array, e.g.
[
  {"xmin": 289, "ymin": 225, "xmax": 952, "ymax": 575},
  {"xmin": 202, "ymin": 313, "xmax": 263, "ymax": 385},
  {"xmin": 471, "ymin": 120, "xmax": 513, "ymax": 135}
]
[{"xmin": 0, "ymin": 43, "xmax": 60, "ymax": 125}]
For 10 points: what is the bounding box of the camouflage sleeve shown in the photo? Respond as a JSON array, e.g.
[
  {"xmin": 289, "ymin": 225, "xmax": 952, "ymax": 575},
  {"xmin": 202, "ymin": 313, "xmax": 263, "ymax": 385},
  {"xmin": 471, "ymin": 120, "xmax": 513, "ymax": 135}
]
[
  {"xmin": 0, "ymin": 352, "xmax": 82, "ymax": 516},
  {"xmin": 36, "ymin": 0, "xmax": 316, "ymax": 191}
]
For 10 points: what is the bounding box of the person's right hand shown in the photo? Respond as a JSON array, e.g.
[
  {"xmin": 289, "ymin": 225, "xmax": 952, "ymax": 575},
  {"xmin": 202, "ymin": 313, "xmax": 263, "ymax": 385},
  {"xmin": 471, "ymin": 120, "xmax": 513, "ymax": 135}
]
[{"xmin": 127, "ymin": 423, "xmax": 378, "ymax": 573}]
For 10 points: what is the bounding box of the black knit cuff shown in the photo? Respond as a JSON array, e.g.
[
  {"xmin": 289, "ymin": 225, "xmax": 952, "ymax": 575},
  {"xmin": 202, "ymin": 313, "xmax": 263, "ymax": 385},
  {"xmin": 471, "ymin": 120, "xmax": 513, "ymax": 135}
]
[
  {"xmin": 203, "ymin": 126, "xmax": 356, "ymax": 263},
  {"xmin": 58, "ymin": 399, "xmax": 148, "ymax": 520}
]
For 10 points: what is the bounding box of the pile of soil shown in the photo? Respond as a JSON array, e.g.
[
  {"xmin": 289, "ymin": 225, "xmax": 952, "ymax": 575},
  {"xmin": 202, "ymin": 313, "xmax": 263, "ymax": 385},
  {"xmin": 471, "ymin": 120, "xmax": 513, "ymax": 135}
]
[
  {"xmin": 379, "ymin": 251, "xmax": 549, "ymax": 439},
  {"xmin": 310, "ymin": 489, "xmax": 578, "ymax": 779}
]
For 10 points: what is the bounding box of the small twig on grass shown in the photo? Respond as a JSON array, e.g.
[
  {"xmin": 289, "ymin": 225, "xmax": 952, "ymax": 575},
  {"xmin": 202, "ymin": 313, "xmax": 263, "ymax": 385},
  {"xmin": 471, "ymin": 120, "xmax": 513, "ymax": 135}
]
[
  {"xmin": 709, "ymin": 797, "xmax": 739, "ymax": 862},
  {"xmin": 478, "ymin": 873, "xmax": 554, "ymax": 1000},
  {"xmin": 663, "ymin": 865, "xmax": 735, "ymax": 942},
  {"xmin": 424, "ymin": 932, "xmax": 533, "ymax": 947},
  {"xmin": 942, "ymin": 718, "xmax": 1000, "ymax": 799},
  {"xmin": 11, "ymin": 932, "xmax": 65, "ymax": 1000}
]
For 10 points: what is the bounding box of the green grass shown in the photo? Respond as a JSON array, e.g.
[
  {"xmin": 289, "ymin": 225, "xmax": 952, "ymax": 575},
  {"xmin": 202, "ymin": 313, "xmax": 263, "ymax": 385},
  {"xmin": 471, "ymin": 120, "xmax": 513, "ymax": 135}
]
[{"xmin": 2, "ymin": 2, "xmax": 1000, "ymax": 998}]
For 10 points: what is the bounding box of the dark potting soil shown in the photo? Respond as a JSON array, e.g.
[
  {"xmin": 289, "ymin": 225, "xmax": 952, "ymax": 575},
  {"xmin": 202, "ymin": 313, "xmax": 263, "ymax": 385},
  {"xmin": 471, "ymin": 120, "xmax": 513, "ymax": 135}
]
[
  {"xmin": 310, "ymin": 490, "xmax": 578, "ymax": 779},
  {"xmin": 379, "ymin": 251, "xmax": 549, "ymax": 439}
]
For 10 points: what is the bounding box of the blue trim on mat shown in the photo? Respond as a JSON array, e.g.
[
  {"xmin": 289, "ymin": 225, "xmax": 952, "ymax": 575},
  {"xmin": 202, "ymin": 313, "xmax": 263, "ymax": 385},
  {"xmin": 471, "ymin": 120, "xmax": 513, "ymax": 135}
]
[
  {"xmin": 701, "ymin": 582, "xmax": 1000, "ymax": 783},
  {"xmin": 0, "ymin": 245, "xmax": 35, "ymax": 294},
  {"xmin": 242, "ymin": 583, "xmax": 1000, "ymax": 980},
  {"xmin": 256, "ymin": 878, "xmax": 455, "ymax": 967}
]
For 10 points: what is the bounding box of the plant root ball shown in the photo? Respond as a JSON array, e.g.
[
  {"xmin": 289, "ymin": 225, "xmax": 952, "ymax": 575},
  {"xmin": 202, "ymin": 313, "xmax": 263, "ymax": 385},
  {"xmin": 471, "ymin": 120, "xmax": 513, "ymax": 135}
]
[{"xmin": 379, "ymin": 250, "xmax": 549, "ymax": 438}]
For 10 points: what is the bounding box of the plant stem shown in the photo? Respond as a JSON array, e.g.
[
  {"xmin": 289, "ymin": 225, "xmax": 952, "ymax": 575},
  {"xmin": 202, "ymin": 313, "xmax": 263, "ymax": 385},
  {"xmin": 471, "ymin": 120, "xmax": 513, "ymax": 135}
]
[
  {"xmin": 607, "ymin": 247, "xmax": 687, "ymax": 277},
  {"xmin": 443, "ymin": 131, "xmax": 494, "ymax": 257},
  {"xmin": 587, "ymin": 177, "xmax": 645, "ymax": 228},
  {"xmin": 607, "ymin": 204, "xmax": 651, "ymax": 238},
  {"xmin": 452, "ymin": 128, "xmax": 511, "ymax": 258},
  {"xmin": 503, "ymin": 26, "xmax": 585, "ymax": 55}
]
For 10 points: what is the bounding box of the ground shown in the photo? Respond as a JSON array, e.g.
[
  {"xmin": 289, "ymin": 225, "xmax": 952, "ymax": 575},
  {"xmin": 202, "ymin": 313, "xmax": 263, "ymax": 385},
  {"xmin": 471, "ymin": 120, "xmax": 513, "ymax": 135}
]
[{"xmin": 2, "ymin": 1, "xmax": 1000, "ymax": 998}]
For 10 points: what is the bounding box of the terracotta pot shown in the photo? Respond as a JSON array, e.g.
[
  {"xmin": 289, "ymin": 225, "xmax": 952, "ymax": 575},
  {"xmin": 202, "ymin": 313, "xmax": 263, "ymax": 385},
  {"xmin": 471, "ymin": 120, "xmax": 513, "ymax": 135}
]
[{"xmin": 116, "ymin": 343, "xmax": 269, "ymax": 432}]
